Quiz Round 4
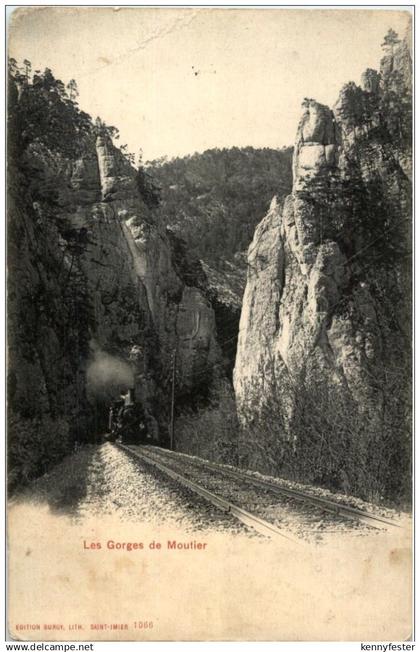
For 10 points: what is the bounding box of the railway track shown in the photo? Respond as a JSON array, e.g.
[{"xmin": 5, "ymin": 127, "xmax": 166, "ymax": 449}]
[
  {"xmin": 117, "ymin": 443, "xmax": 400, "ymax": 541},
  {"xmin": 117, "ymin": 443, "xmax": 299, "ymax": 542},
  {"xmin": 146, "ymin": 446, "xmax": 399, "ymax": 530}
]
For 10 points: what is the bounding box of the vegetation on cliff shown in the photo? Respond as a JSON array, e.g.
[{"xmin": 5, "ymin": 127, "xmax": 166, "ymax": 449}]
[
  {"xmin": 7, "ymin": 62, "xmax": 169, "ymax": 489},
  {"xmin": 7, "ymin": 63, "xmax": 96, "ymax": 489},
  {"xmin": 233, "ymin": 29, "xmax": 412, "ymax": 505}
]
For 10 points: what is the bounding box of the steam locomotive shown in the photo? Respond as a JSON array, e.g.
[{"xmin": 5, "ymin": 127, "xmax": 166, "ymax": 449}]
[{"xmin": 107, "ymin": 388, "xmax": 150, "ymax": 445}]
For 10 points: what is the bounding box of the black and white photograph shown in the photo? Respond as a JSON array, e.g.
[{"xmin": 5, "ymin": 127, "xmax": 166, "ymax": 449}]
[{"xmin": 5, "ymin": 5, "xmax": 413, "ymax": 643}]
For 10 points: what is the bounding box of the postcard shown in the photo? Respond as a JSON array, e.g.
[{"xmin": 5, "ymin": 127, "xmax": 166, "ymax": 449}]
[{"xmin": 6, "ymin": 6, "xmax": 413, "ymax": 642}]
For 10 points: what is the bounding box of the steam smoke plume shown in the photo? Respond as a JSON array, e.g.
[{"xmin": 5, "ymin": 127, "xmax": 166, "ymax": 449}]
[{"xmin": 86, "ymin": 341, "xmax": 134, "ymax": 400}]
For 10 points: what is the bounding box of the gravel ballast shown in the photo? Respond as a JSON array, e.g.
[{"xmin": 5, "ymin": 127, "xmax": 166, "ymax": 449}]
[{"xmin": 13, "ymin": 443, "xmax": 254, "ymax": 536}]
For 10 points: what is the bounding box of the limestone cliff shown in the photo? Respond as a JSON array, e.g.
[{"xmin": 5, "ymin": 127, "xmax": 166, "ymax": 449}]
[
  {"xmin": 82, "ymin": 132, "xmax": 221, "ymax": 407},
  {"xmin": 233, "ymin": 33, "xmax": 411, "ymax": 500}
]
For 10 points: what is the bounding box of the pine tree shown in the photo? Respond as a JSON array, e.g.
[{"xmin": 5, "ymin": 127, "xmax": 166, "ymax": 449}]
[
  {"xmin": 382, "ymin": 28, "xmax": 400, "ymax": 54},
  {"xmin": 66, "ymin": 78, "xmax": 79, "ymax": 102}
]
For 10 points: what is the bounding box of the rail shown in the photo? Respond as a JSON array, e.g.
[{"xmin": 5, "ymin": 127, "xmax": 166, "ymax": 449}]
[
  {"xmin": 117, "ymin": 443, "xmax": 301, "ymax": 543},
  {"xmin": 141, "ymin": 445, "xmax": 401, "ymax": 531}
]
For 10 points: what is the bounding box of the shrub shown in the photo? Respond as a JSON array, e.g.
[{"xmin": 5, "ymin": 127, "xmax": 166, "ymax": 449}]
[
  {"xmin": 239, "ymin": 358, "xmax": 411, "ymax": 507},
  {"xmin": 8, "ymin": 412, "xmax": 72, "ymax": 493},
  {"xmin": 175, "ymin": 383, "xmax": 239, "ymax": 465}
]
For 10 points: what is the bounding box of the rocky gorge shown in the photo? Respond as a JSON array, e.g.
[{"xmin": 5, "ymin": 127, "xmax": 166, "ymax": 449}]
[{"xmin": 7, "ymin": 27, "xmax": 412, "ymax": 505}]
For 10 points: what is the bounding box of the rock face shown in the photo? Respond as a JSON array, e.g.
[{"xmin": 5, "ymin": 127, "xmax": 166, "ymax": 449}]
[
  {"xmin": 86, "ymin": 134, "xmax": 221, "ymax": 406},
  {"xmin": 233, "ymin": 34, "xmax": 411, "ymax": 499},
  {"xmin": 200, "ymin": 256, "xmax": 247, "ymax": 379}
]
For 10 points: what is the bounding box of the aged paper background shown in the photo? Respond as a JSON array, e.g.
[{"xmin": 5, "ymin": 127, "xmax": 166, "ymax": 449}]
[
  {"xmin": 8, "ymin": 504, "xmax": 412, "ymax": 641},
  {"xmin": 8, "ymin": 7, "xmax": 412, "ymax": 160},
  {"xmin": 7, "ymin": 6, "xmax": 413, "ymax": 642}
]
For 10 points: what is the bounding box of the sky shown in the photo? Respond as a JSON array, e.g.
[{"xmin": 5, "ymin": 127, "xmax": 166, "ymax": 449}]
[{"xmin": 8, "ymin": 7, "xmax": 412, "ymax": 162}]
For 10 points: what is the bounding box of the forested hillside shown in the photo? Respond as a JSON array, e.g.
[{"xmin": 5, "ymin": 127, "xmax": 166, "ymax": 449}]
[{"xmin": 146, "ymin": 147, "xmax": 293, "ymax": 267}]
